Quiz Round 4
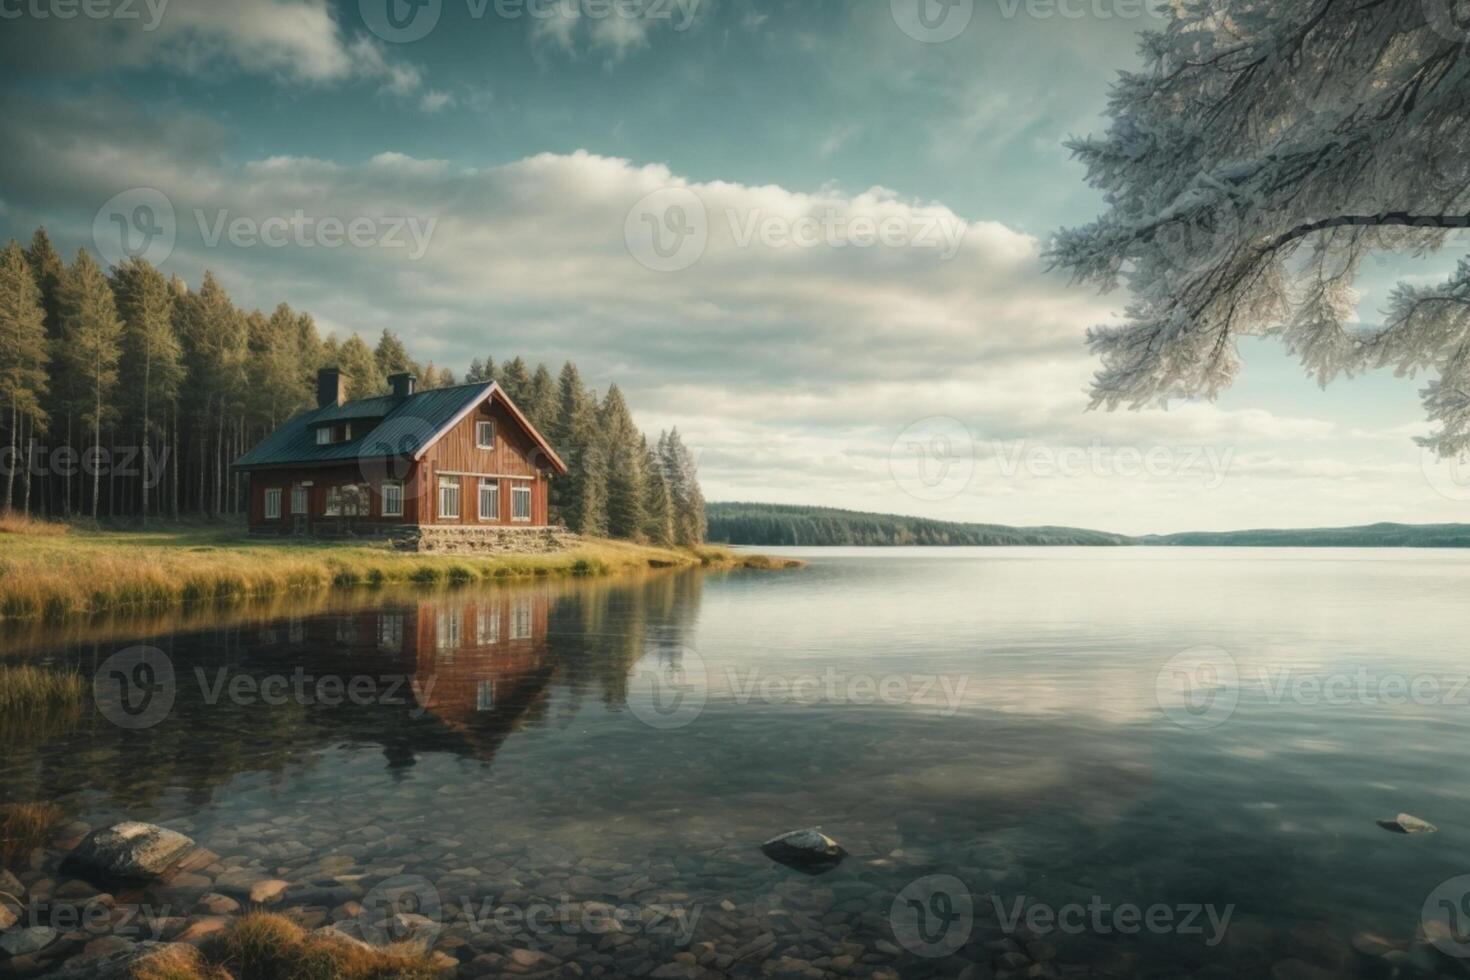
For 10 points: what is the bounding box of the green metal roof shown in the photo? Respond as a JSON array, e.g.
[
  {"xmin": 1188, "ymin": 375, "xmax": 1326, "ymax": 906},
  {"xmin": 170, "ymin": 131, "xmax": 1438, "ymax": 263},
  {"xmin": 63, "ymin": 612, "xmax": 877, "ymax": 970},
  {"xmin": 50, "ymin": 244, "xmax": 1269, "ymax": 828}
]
[{"xmin": 233, "ymin": 383, "xmax": 493, "ymax": 470}]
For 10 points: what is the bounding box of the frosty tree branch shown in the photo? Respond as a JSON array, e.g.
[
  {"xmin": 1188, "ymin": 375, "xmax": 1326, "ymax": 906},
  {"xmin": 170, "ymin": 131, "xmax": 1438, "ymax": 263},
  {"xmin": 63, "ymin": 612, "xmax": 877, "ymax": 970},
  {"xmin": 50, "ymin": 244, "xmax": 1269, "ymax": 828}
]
[{"xmin": 1048, "ymin": 0, "xmax": 1470, "ymax": 459}]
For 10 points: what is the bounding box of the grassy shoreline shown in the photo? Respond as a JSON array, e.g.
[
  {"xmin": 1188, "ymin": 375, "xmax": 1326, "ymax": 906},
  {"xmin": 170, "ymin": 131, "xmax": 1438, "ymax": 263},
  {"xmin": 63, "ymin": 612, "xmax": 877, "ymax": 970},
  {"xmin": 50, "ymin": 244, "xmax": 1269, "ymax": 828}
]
[{"xmin": 0, "ymin": 518, "xmax": 801, "ymax": 622}]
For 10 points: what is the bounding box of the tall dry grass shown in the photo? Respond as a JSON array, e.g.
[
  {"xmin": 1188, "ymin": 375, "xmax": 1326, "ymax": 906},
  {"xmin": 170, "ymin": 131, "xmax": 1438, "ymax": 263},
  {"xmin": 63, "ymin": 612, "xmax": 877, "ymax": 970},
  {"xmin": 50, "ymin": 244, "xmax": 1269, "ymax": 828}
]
[
  {"xmin": 0, "ymin": 664, "xmax": 85, "ymax": 742},
  {"xmin": 0, "ymin": 801, "xmax": 63, "ymax": 868},
  {"xmin": 0, "ymin": 525, "xmax": 794, "ymax": 623}
]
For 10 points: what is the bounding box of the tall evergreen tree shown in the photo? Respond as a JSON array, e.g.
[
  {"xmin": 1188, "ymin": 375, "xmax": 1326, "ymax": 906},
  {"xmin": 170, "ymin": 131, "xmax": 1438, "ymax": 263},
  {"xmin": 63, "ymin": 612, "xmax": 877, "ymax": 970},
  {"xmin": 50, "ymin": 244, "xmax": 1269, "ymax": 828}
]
[
  {"xmin": 661, "ymin": 428, "xmax": 706, "ymax": 546},
  {"xmin": 336, "ymin": 334, "xmax": 383, "ymax": 399},
  {"xmin": 499, "ymin": 357, "xmax": 531, "ymax": 404},
  {"xmin": 526, "ymin": 363, "xmax": 557, "ymax": 433},
  {"xmin": 112, "ymin": 257, "xmax": 181, "ymax": 518},
  {"xmin": 57, "ymin": 249, "xmax": 124, "ymax": 520},
  {"xmin": 465, "ymin": 357, "xmax": 487, "ymax": 383},
  {"xmin": 0, "ymin": 241, "xmax": 50, "ymax": 511},
  {"xmin": 641, "ymin": 435, "xmax": 675, "ymax": 547},
  {"xmin": 24, "ymin": 227, "xmax": 65, "ymax": 341},
  {"xmin": 374, "ymin": 329, "xmax": 418, "ymax": 380},
  {"xmin": 600, "ymin": 384, "xmax": 647, "ymax": 540}
]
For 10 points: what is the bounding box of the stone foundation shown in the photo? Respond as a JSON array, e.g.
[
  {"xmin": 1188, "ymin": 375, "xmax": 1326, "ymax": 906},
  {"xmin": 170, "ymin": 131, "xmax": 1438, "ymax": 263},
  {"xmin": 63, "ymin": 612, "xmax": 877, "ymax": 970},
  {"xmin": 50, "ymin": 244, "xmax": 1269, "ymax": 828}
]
[
  {"xmin": 390, "ymin": 524, "xmax": 580, "ymax": 554},
  {"xmin": 249, "ymin": 522, "xmax": 580, "ymax": 554}
]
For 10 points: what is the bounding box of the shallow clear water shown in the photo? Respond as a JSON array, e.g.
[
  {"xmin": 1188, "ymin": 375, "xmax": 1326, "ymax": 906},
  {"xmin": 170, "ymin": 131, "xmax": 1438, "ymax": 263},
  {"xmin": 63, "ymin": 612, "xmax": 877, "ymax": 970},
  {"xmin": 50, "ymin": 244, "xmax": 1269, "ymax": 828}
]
[{"xmin": 6, "ymin": 548, "xmax": 1470, "ymax": 978}]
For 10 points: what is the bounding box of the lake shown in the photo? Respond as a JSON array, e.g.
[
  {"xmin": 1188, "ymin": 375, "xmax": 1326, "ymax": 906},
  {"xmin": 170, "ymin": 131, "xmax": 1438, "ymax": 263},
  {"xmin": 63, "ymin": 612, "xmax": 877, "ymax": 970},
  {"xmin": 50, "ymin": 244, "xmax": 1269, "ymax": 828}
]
[{"xmin": 5, "ymin": 548, "xmax": 1470, "ymax": 978}]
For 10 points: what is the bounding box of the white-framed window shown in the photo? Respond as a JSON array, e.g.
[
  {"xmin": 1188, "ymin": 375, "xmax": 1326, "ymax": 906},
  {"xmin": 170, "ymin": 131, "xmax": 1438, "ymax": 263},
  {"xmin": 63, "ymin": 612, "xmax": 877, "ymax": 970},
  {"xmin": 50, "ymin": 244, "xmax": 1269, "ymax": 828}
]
[
  {"xmin": 291, "ymin": 485, "xmax": 308, "ymax": 515},
  {"xmin": 479, "ymin": 479, "xmax": 499, "ymax": 522},
  {"xmin": 512, "ymin": 483, "xmax": 532, "ymax": 522},
  {"xmin": 325, "ymin": 485, "xmax": 368, "ymax": 517},
  {"xmin": 476, "ymin": 680, "xmax": 495, "ymax": 712},
  {"xmin": 476, "ymin": 607, "xmax": 500, "ymax": 645},
  {"xmin": 511, "ymin": 597, "xmax": 532, "ymax": 640},
  {"xmin": 264, "ymin": 488, "xmax": 282, "ymax": 519},
  {"xmin": 316, "ymin": 426, "xmax": 332, "ymax": 445},
  {"xmin": 438, "ymin": 477, "xmax": 460, "ymax": 519},
  {"xmin": 476, "ymin": 420, "xmax": 495, "ymax": 449},
  {"xmin": 381, "ymin": 481, "xmax": 404, "ymax": 518},
  {"xmin": 378, "ymin": 613, "xmax": 404, "ymax": 652},
  {"xmin": 436, "ymin": 609, "xmax": 460, "ymax": 655}
]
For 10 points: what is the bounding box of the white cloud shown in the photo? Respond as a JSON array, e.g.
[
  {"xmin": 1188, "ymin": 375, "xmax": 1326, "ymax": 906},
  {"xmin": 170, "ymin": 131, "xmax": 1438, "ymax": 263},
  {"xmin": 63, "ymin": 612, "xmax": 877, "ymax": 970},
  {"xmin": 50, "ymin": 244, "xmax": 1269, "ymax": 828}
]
[
  {"xmin": 0, "ymin": 0, "xmax": 426, "ymax": 95},
  {"xmin": 0, "ymin": 97, "xmax": 1451, "ymax": 532}
]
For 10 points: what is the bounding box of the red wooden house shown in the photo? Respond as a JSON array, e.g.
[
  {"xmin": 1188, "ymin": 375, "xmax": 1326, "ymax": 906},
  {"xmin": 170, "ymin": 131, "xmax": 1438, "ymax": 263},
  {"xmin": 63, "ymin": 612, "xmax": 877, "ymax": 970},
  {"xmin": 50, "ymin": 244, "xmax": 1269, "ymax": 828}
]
[{"xmin": 234, "ymin": 369, "xmax": 567, "ymax": 544}]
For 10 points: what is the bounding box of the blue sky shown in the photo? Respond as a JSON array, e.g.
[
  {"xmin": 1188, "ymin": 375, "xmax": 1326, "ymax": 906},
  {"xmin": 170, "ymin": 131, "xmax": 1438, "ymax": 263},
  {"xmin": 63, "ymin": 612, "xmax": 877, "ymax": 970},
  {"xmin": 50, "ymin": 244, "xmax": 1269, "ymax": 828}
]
[{"xmin": 1, "ymin": 0, "xmax": 1464, "ymax": 532}]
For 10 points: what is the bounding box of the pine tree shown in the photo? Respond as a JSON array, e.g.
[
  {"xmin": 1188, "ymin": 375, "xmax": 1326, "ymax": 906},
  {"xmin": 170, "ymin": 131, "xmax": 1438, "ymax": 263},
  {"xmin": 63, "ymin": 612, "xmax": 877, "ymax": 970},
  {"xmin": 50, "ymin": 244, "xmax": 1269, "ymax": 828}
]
[
  {"xmin": 0, "ymin": 241, "xmax": 50, "ymax": 511},
  {"xmin": 551, "ymin": 362, "xmax": 599, "ymax": 530},
  {"xmin": 174, "ymin": 271, "xmax": 248, "ymax": 515},
  {"xmin": 336, "ymin": 334, "xmax": 383, "ymax": 399},
  {"xmin": 465, "ymin": 357, "xmax": 486, "ymax": 383},
  {"xmin": 57, "ymin": 249, "xmax": 124, "ymax": 520},
  {"xmin": 246, "ymin": 303, "xmax": 308, "ymax": 428},
  {"xmin": 374, "ymin": 329, "xmax": 418, "ymax": 380},
  {"xmin": 661, "ymin": 428, "xmax": 706, "ymax": 546},
  {"xmin": 641, "ymin": 435, "xmax": 675, "ymax": 546},
  {"xmin": 526, "ymin": 363, "xmax": 557, "ymax": 433},
  {"xmin": 600, "ymin": 384, "xmax": 646, "ymax": 539},
  {"xmin": 24, "ymin": 227, "xmax": 65, "ymax": 341},
  {"xmin": 499, "ymin": 357, "xmax": 531, "ymax": 404},
  {"xmin": 112, "ymin": 257, "xmax": 181, "ymax": 518}
]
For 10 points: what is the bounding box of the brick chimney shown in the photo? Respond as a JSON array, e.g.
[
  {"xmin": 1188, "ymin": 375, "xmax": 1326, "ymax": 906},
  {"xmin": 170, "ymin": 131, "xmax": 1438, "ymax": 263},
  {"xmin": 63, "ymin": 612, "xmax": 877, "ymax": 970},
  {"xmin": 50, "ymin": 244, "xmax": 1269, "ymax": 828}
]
[
  {"xmin": 317, "ymin": 367, "xmax": 346, "ymax": 409},
  {"xmin": 389, "ymin": 372, "xmax": 417, "ymax": 401}
]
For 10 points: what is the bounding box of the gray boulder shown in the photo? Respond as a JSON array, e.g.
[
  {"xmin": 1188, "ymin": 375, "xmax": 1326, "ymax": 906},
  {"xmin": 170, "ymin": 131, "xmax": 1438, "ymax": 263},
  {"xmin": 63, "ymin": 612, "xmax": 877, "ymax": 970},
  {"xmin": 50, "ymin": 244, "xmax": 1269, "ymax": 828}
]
[
  {"xmin": 62, "ymin": 822, "xmax": 197, "ymax": 882},
  {"xmin": 760, "ymin": 828, "xmax": 846, "ymax": 874},
  {"xmin": 0, "ymin": 926, "xmax": 56, "ymax": 957}
]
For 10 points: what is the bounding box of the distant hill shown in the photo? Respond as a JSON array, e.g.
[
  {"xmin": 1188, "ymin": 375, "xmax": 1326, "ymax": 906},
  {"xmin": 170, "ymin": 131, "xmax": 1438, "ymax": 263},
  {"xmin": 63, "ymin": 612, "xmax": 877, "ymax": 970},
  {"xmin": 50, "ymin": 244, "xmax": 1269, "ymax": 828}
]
[
  {"xmin": 706, "ymin": 503, "xmax": 1470, "ymax": 548},
  {"xmin": 705, "ymin": 503, "xmax": 1132, "ymax": 546}
]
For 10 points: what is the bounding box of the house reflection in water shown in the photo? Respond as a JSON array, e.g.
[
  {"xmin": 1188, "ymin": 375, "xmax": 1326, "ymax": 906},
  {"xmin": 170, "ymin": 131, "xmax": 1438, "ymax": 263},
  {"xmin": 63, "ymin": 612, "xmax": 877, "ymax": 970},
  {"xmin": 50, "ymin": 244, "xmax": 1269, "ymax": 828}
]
[{"xmin": 251, "ymin": 591, "xmax": 556, "ymax": 768}]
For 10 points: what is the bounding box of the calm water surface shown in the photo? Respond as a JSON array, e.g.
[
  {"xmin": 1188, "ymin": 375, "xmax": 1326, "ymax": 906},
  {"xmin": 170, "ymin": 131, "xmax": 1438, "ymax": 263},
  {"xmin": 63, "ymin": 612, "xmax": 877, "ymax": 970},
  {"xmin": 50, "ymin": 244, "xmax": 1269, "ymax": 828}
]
[{"xmin": 6, "ymin": 548, "xmax": 1470, "ymax": 978}]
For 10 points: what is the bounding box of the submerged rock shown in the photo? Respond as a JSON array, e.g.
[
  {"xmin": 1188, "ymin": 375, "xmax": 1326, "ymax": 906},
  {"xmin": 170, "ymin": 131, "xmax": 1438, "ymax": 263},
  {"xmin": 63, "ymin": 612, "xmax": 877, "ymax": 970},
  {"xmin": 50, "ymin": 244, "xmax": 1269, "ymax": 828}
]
[
  {"xmin": 0, "ymin": 926, "xmax": 57, "ymax": 957},
  {"xmin": 1376, "ymin": 813, "xmax": 1438, "ymax": 835},
  {"xmin": 62, "ymin": 822, "xmax": 198, "ymax": 882},
  {"xmin": 760, "ymin": 829, "xmax": 846, "ymax": 875}
]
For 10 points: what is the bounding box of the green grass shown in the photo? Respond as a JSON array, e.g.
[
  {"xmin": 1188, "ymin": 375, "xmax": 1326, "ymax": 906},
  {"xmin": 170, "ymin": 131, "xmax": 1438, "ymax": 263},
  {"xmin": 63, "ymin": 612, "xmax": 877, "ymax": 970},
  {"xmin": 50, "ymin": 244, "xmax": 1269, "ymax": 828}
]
[{"xmin": 0, "ymin": 522, "xmax": 801, "ymax": 622}]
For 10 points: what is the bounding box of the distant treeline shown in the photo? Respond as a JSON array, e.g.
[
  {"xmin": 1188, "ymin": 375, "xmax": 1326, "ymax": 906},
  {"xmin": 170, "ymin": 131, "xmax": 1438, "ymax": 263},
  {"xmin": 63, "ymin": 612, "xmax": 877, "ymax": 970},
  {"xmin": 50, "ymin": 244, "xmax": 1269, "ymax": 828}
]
[
  {"xmin": 707, "ymin": 503, "xmax": 1470, "ymax": 549},
  {"xmin": 0, "ymin": 226, "xmax": 705, "ymax": 545},
  {"xmin": 705, "ymin": 503, "xmax": 1132, "ymax": 546}
]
